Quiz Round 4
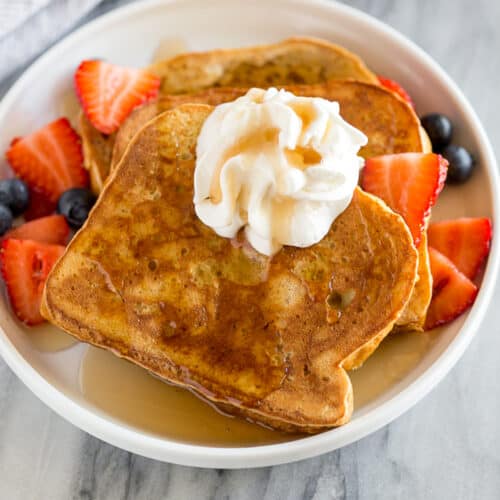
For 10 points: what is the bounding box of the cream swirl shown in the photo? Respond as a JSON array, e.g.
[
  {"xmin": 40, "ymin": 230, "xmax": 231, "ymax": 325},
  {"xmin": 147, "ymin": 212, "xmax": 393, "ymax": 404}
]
[{"xmin": 193, "ymin": 88, "xmax": 367, "ymax": 256}]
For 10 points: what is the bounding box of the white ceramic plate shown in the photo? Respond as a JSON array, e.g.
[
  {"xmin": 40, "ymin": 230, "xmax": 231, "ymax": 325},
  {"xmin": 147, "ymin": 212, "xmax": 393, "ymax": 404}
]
[{"xmin": 0, "ymin": 0, "xmax": 498, "ymax": 468}]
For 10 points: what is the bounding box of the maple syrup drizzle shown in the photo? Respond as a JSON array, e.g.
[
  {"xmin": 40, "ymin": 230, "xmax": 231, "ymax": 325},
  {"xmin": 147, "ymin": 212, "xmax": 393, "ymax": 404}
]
[
  {"xmin": 77, "ymin": 329, "xmax": 437, "ymax": 446},
  {"xmin": 29, "ymin": 324, "xmax": 78, "ymax": 353},
  {"xmin": 79, "ymin": 346, "xmax": 297, "ymax": 447},
  {"xmin": 349, "ymin": 330, "xmax": 438, "ymax": 408}
]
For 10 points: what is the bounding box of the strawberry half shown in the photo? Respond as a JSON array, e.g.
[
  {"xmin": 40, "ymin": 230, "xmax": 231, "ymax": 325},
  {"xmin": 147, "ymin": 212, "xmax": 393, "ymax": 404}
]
[
  {"xmin": 1, "ymin": 239, "xmax": 65, "ymax": 325},
  {"xmin": 361, "ymin": 153, "xmax": 448, "ymax": 246},
  {"xmin": 75, "ymin": 60, "xmax": 160, "ymax": 134},
  {"xmin": 5, "ymin": 215, "xmax": 70, "ymax": 246},
  {"xmin": 428, "ymin": 218, "xmax": 492, "ymax": 280},
  {"xmin": 6, "ymin": 118, "xmax": 87, "ymax": 204},
  {"xmin": 425, "ymin": 247, "xmax": 478, "ymax": 330},
  {"xmin": 378, "ymin": 76, "xmax": 414, "ymax": 108}
]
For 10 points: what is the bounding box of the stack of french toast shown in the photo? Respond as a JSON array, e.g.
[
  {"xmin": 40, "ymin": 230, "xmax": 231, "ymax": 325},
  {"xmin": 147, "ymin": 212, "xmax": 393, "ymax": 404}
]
[{"xmin": 2, "ymin": 37, "xmax": 490, "ymax": 433}]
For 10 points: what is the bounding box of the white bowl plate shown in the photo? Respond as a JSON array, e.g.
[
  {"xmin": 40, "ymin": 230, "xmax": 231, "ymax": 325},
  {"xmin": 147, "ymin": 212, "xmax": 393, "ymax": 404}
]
[{"xmin": 0, "ymin": 0, "xmax": 498, "ymax": 468}]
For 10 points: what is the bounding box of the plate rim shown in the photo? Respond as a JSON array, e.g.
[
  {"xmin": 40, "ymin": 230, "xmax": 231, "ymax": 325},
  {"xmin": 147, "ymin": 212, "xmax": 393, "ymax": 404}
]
[{"xmin": 0, "ymin": 0, "xmax": 498, "ymax": 468}]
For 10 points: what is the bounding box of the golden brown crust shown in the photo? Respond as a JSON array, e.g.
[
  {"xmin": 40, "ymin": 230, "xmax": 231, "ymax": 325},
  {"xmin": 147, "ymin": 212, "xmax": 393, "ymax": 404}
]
[
  {"xmin": 149, "ymin": 36, "xmax": 377, "ymax": 94},
  {"xmin": 394, "ymin": 233, "xmax": 432, "ymax": 331},
  {"xmin": 111, "ymin": 88, "xmax": 245, "ymax": 170},
  {"xmin": 111, "ymin": 81, "xmax": 424, "ymax": 171},
  {"xmin": 42, "ymin": 104, "xmax": 418, "ymax": 432},
  {"xmin": 79, "ymin": 112, "xmax": 116, "ymax": 195}
]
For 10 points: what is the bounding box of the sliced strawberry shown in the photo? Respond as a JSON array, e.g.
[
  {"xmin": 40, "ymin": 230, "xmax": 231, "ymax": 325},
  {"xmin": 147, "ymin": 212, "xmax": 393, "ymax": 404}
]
[
  {"xmin": 378, "ymin": 76, "xmax": 414, "ymax": 107},
  {"xmin": 361, "ymin": 153, "xmax": 448, "ymax": 246},
  {"xmin": 5, "ymin": 215, "xmax": 70, "ymax": 246},
  {"xmin": 6, "ymin": 118, "xmax": 87, "ymax": 203},
  {"xmin": 75, "ymin": 60, "xmax": 160, "ymax": 134},
  {"xmin": 425, "ymin": 247, "xmax": 478, "ymax": 330},
  {"xmin": 24, "ymin": 187, "xmax": 57, "ymax": 221},
  {"xmin": 1, "ymin": 239, "xmax": 65, "ymax": 325},
  {"xmin": 428, "ymin": 218, "xmax": 492, "ymax": 280}
]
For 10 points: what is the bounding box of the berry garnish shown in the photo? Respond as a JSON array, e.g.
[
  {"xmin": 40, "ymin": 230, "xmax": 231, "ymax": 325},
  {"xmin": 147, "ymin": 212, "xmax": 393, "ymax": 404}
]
[
  {"xmin": 0, "ymin": 239, "xmax": 65, "ymax": 325},
  {"xmin": 361, "ymin": 153, "xmax": 448, "ymax": 246},
  {"xmin": 425, "ymin": 247, "xmax": 478, "ymax": 330},
  {"xmin": 23, "ymin": 187, "xmax": 57, "ymax": 221},
  {"xmin": 5, "ymin": 118, "xmax": 88, "ymax": 203},
  {"xmin": 57, "ymin": 188, "xmax": 96, "ymax": 230},
  {"xmin": 441, "ymin": 144, "xmax": 476, "ymax": 184},
  {"xmin": 428, "ymin": 217, "xmax": 492, "ymax": 279},
  {"xmin": 0, "ymin": 205, "xmax": 13, "ymax": 236},
  {"xmin": 377, "ymin": 76, "xmax": 414, "ymax": 107},
  {"xmin": 420, "ymin": 113, "xmax": 453, "ymax": 151},
  {"xmin": 5, "ymin": 214, "xmax": 70, "ymax": 246},
  {"xmin": 75, "ymin": 60, "xmax": 160, "ymax": 134},
  {"xmin": 0, "ymin": 178, "xmax": 29, "ymax": 216}
]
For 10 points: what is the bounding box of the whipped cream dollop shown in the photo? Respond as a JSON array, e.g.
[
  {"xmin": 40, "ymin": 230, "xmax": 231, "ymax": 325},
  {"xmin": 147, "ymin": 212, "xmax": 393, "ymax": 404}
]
[{"xmin": 193, "ymin": 88, "xmax": 368, "ymax": 256}]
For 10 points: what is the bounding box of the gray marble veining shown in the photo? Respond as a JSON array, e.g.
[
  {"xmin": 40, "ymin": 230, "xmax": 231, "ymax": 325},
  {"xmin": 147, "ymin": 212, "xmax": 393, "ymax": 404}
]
[{"xmin": 1, "ymin": 1, "xmax": 500, "ymax": 499}]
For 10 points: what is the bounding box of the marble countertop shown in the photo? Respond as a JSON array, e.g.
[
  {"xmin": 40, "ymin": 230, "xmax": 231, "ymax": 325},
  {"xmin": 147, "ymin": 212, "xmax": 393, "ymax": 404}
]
[{"xmin": 1, "ymin": 1, "xmax": 499, "ymax": 498}]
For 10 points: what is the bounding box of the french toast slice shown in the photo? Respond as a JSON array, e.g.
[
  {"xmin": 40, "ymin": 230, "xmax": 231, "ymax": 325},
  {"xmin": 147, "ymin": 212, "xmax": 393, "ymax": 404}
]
[
  {"xmin": 42, "ymin": 104, "xmax": 418, "ymax": 432},
  {"xmin": 149, "ymin": 36, "xmax": 377, "ymax": 95},
  {"xmin": 111, "ymin": 81, "xmax": 425, "ymax": 172}
]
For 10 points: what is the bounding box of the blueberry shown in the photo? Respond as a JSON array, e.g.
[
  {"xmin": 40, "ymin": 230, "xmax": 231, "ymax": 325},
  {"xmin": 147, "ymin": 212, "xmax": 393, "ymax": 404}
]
[
  {"xmin": 57, "ymin": 188, "xmax": 96, "ymax": 229},
  {"xmin": 421, "ymin": 113, "xmax": 453, "ymax": 150},
  {"xmin": 441, "ymin": 145, "xmax": 476, "ymax": 184},
  {"xmin": 0, "ymin": 204, "xmax": 13, "ymax": 236},
  {"xmin": 0, "ymin": 179, "xmax": 29, "ymax": 216}
]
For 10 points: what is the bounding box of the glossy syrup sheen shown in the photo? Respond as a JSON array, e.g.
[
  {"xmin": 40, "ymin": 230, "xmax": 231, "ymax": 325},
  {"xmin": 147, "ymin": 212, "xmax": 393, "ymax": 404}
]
[
  {"xmin": 350, "ymin": 329, "xmax": 438, "ymax": 407},
  {"xmin": 76, "ymin": 328, "xmax": 437, "ymax": 446},
  {"xmin": 79, "ymin": 346, "xmax": 296, "ymax": 446},
  {"xmin": 28, "ymin": 323, "xmax": 78, "ymax": 352}
]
